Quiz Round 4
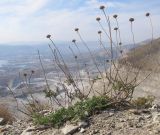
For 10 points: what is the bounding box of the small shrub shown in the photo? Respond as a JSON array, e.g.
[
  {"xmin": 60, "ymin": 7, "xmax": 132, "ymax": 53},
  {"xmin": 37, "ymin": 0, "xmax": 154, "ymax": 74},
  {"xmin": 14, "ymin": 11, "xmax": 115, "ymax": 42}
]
[
  {"xmin": 33, "ymin": 96, "xmax": 110, "ymax": 127},
  {"xmin": 0, "ymin": 105, "xmax": 14, "ymax": 125},
  {"xmin": 17, "ymin": 5, "xmax": 154, "ymax": 130},
  {"xmin": 132, "ymin": 95, "xmax": 155, "ymax": 109}
]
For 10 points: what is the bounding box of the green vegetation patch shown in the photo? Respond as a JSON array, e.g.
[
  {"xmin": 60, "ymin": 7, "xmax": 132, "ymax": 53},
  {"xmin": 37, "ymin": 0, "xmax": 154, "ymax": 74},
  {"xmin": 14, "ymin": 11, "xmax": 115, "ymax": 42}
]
[
  {"xmin": 132, "ymin": 95, "xmax": 155, "ymax": 109},
  {"xmin": 33, "ymin": 96, "xmax": 110, "ymax": 128}
]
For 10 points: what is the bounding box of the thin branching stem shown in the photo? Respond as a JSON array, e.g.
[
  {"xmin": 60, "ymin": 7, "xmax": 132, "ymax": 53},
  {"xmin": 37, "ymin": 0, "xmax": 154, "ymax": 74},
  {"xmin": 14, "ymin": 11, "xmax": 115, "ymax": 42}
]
[
  {"xmin": 38, "ymin": 50, "xmax": 50, "ymax": 90},
  {"xmin": 114, "ymin": 29, "xmax": 120, "ymax": 57},
  {"xmin": 38, "ymin": 50, "xmax": 63, "ymax": 107},
  {"xmin": 115, "ymin": 18, "xmax": 122, "ymax": 44},
  {"xmin": 101, "ymin": 10, "xmax": 113, "ymax": 60},
  {"xmin": 69, "ymin": 46, "xmax": 85, "ymax": 95},
  {"xmin": 130, "ymin": 22, "xmax": 136, "ymax": 58},
  {"xmin": 149, "ymin": 16, "xmax": 154, "ymax": 44},
  {"xmin": 76, "ymin": 31, "xmax": 106, "ymax": 94}
]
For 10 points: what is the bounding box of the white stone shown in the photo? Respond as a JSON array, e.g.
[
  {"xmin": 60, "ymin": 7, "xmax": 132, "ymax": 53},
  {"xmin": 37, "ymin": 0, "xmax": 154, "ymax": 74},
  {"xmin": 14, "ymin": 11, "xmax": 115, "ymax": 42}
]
[
  {"xmin": 109, "ymin": 112, "xmax": 114, "ymax": 117},
  {"xmin": 153, "ymin": 113, "xmax": 160, "ymax": 123},
  {"xmin": 5, "ymin": 124, "xmax": 12, "ymax": 129},
  {"xmin": 79, "ymin": 128, "xmax": 86, "ymax": 133},
  {"xmin": 21, "ymin": 126, "xmax": 35, "ymax": 135},
  {"xmin": 150, "ymin": 104, "xmax": 160, "ymax": 112},
  {"xmin": 78, "ymin": 121, "xmax": 88, "ymax": 128},
  {"xmin": 39, "ymin": 110, "xmax": 50, "ymax": 115},
  {"xmin": 61, "ymin": 124, "xmax": 79, "ymax": 135},
  {"xmin": 145, "ymin": 115, "xmax": 152, "ymax": 119}
]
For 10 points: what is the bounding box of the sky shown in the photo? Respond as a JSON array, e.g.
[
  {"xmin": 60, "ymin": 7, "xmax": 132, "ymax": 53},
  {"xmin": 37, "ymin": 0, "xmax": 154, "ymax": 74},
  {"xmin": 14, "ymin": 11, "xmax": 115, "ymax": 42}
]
[{"xmin": 0, "ymin": 0, "xmax": 160, "ymax": 45}]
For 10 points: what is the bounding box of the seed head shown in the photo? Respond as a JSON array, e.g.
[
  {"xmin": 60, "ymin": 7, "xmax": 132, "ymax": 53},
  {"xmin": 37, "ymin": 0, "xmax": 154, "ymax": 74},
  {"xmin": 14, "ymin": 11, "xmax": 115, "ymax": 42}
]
[
  {"xmin": 106, "ymin": 60, "xmax": 109, "ymax": 63},
  {"xmin": 120, "ymin": 50, "xmax": 123, "ymax": 54},
  {"xmin": 98, "ymin": 31, "xmax": 102, "ymax": 34},
  {"xmin": 23, "ymin": 73, "xmax": 27, "ymax": 77},
  {"xmin": 100, "ymin": 5, "xmax": 105, "ymax": 10},
  {"xmin": 129, "ymin": 18, "xmax": 134, "ymax": 22},
  {"xmin": 46, "ymin": 34, "xmax": 51, "ymax": 39},
  {"xmin": 72, "ymin": 39, "xmax": 76, "ymax": 43},
  {"xmin": 75, "ymin": 28, "xmax": 79, "ymax": 32},
  {"xmin": 31, "ymin": 70, "xmax": 35, "ymax": 74},
  {"xmin": 146, "ymin": 12, "xmax": 150, "ymax": 17},
  {"xmin": 96, "ymin": 17, "xmax": 101, "ymax": 21},
  {"xmin": 114, "ymin": 27, "xmax": 118, "ymax": 31},
  {"xmin": 113, "ymin": 14, "xmax": 118, "ymax": 19}
]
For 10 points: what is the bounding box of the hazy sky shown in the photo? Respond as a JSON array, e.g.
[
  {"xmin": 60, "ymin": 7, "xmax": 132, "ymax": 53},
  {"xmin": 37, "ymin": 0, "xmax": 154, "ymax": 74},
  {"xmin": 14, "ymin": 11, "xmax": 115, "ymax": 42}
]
[{"xmin": 0, "ymin": 0, "xmax": 160, "ymax": 44}]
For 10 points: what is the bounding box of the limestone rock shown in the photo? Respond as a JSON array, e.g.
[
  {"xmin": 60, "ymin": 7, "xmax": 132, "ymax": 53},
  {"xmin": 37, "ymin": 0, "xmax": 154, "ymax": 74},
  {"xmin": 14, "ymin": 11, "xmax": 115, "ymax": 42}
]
[
  {"xmin": 149, "ymin": 104, "xmax": 160, "ymax": 112},
  {"xmin": 61, "ymin": 124, "xmax": 79, "ymax": 135},
  {"xmin": 79, "ymin": 128, "xmax": 86, "ymax": 133},
  {"xmin": 78, "ymin": 121, "xmax": 88, "ymax": 128},
  {"xmin": 21, "ymin": 126, "xmax": 35, "ymax": 135}
]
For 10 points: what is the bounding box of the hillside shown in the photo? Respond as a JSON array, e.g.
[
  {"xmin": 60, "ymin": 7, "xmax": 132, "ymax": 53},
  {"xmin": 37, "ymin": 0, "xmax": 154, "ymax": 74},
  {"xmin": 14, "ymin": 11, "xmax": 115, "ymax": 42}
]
[
  {"xmin": 117, "ymin": 38, "xmax": 160, "ymax": 103},
  {"xmin": 120, "ymin": 38, "xmax": 160, "ymax": 72}
]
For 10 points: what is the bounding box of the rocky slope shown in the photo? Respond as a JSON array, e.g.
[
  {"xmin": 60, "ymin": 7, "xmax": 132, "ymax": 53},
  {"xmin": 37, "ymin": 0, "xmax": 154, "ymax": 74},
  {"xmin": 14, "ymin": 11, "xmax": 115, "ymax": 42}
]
[
  {"xmin": 0, "ymin": 105, "xmax": 160, "ymax": 135},
  {"xmin": 118, "ymin": 38, "xmax": 160, "ymax": 103},
  {"xmin": 121, "ymin": 38, "xmax": 160, "ymax": 72}
]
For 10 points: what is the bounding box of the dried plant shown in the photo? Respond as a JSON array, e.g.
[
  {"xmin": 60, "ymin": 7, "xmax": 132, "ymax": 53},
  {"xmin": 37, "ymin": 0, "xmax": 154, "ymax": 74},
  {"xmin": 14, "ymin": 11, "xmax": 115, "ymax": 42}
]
[
  {"xmin": 113, "ymin": 14, "xmax": 122, "ymax": 46},
  {"xmin": 11, "ymin": 4, "xmax": 156, "ymax": 121},
  {"xmin": 0, "ymin": 105, "xmax": 15, "ymax": 124}
]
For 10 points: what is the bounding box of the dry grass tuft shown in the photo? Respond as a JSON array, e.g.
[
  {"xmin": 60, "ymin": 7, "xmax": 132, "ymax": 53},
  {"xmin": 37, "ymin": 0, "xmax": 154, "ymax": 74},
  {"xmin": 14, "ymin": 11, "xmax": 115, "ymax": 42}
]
[
  {"xmin": 0, "ymin": 105, "xmax": 14, "ymax": 125},
  {"xmin": 25, "ymin": 100, "xmax": 51, "ymax": 116}
]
